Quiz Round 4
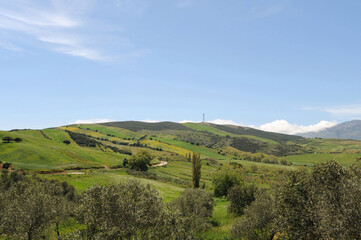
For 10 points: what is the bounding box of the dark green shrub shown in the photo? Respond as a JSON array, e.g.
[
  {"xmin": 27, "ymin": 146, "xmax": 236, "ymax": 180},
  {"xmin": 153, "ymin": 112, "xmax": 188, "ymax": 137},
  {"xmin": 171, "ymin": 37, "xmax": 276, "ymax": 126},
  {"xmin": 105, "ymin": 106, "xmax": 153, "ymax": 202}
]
[
  {"xmin": 212, "ymin": 167, "xmax": 243, "ymax": 197},
  {"xmin": 2, "ymin": 136, "xmax": 12, "ymax": 143},
  {"xmin": 129, "ymin": 149, "xmax": 154, "ymax": 171},
  {"xmin": 227, "ymin": 184, "xmax": 258, "ymax": 216},
  {"xmin": 172, "ymin": 188, "xmax": 215, "ymax": 232},
  {"xmin": 230, "ymin": 190, "xmax": 275, "ymax": 240},
  {"xmin": 2, "ymin": 162, "xmax": 11, "ymax": 169}
]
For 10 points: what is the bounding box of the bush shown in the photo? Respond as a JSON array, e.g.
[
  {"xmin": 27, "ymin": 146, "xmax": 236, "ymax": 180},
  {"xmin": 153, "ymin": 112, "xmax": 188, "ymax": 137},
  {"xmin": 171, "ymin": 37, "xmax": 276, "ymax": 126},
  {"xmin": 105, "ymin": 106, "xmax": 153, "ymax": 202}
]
[
  {"xmin": 78, "ymin": 179, "xmax": 165, "ymax": 239},
  {"xmin": 2, "ymin": 136, "xmax": 12, "ymax": 143},
  {"xmin": 123, "ymin": 158, "xmax": 129, "ymax": 167},
  {"xmin": 280, "ymin": 158, "xmax": 290, "ymax": 165},
  {"xmin": 0, "ymin": 178, "xmax": 77, "ymax": 239},
  {"xmin": 212, "ymin": 167, "xmax": 243, "ymax": 197},
  {"xmin": 227, "ymin": 184, "xmax": 258, "ymax": 216},
  {"xmin": 230, "ymin": 190, "xmax": 275, "ymax": 240},
  {"xmin": 208, "ymin": 158, "xmax": 218, "ymax": 165},
  {"xmin": 250, "ymin": 165, "xmax": 258, "ymax": 173},
  {"xmin": 66, "ymin": 131, "xmax": 99, "ymax": 147},
  {"xmin": 2, "ymin": 162, "xmax": 11, "ymax": 169},
  {"xmin": 172, "ymin": 188, "xmax": 215, "ymax": 232},
  {"xmin": 129, "ymin": 149, "xmax": 154, "ymax": 171},
  {"xmin": 275, "ymin": 161, "xmax": 361, "ymax": 239},
  {"xmin": 14, "ymin": 138, "xmax": 22, "ymax": 143}
]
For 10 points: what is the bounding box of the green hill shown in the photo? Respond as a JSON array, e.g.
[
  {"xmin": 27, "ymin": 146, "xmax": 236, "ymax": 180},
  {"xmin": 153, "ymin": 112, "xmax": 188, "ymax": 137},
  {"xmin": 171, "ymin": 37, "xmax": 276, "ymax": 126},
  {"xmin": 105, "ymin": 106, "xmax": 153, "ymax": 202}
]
[
  {"xmin": 301, "ymin": 120, "xmax": 361, "ymax": 140},
  {"xmin": 100, "ymin": 121, "xmax": 192, "ymax": 132},
  {"xmin": 0, "ymin": 121, "xmax": 360, "ymax": 172},
  {"xmin": 207, "ymin": 123, "xmax": 303, "ymax": 143},
  {"xmin": 0, "ymin": 129, "xmax": 126, "ymax": 170}
]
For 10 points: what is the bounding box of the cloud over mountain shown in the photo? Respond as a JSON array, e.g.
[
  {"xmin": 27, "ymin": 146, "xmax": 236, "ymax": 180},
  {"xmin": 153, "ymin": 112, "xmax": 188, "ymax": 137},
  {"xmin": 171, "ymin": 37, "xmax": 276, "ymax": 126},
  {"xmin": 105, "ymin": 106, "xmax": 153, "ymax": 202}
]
[{"xmin": 250, "ymin": 120, "xmax": 337, "ymax": 135}]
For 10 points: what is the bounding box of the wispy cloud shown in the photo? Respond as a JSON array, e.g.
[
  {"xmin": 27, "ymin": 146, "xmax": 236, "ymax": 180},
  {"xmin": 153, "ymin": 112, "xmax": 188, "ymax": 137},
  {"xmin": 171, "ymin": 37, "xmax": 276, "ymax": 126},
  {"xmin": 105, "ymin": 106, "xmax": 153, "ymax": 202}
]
[
  {"xmin": 73, "ymin": 118, "xmax": 115, "ymax": 124},
  {"xmin": 176, "ymin": 0, "xmax": 196, "ymax": 8},
  {"xmin": 250, "ymin": 120, "xmax": 337, "ymax": 135},
  {"xmin": 0, "ymin": 0, "xmax": 147, "ymax": 61},
  {"xmin": 324, "ymin": 104, "xmax": 361, "ymax": 116},
  {"xmin": 248, "ymin": 5, "xmax": 284, "ymax": 19},
  {"xmin": 303, "ymin": 104, "xmax": 361, "ymax": 116}
]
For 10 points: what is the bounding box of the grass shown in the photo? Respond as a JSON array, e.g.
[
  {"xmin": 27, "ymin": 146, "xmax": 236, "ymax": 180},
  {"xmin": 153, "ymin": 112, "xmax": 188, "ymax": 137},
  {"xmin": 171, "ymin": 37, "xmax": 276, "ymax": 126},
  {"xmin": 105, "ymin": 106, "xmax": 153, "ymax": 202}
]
[
  {"xmin": 0, "ymin": 129, "xmax": 125, "ymax": 170},
  {"xmin": 72, "ymin": 124, "xmax": 141, "ymax": 139},
  {"xmin": 154, "ymin": 136, "xmax": 231, "ymax": 160},
  {"xmin": 284, "ymin": 152, "xmax": 360, "ymax": 167},
  {"xmin": 183, "ymin": 122, "xmax": 278, "ymax": 144},
  {"xmin": 40, "ymin": 169, "xmax": 184, "ymax": 202}
]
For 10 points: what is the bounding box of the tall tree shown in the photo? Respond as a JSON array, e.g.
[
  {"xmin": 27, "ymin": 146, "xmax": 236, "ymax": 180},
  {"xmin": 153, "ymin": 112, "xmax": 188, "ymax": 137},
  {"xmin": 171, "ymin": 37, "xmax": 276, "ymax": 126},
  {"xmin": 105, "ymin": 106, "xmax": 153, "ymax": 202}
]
[{"xmin": 191, "ymin": 152, "xmax": 201, "ymax": 188}]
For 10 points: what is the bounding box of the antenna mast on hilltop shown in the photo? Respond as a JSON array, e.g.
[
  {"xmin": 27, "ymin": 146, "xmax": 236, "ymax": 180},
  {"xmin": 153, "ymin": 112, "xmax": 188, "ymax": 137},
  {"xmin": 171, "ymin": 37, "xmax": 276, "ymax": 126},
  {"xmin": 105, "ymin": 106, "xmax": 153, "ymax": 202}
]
[{"xmin": 203, "ymin": 113, "xmax": 205, "ymax": 123}]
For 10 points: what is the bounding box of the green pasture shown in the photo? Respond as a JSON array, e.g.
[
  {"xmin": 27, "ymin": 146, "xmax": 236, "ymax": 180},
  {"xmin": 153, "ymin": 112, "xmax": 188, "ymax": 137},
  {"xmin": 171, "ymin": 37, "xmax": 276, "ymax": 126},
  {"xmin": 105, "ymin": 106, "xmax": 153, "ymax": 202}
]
[
  {"xmin": 0, "ymin": 129, "xmax": 125, "ymax": 170},
  {"xmin": 183, "ymin": 122, "xmax": 277, "ymax": 144}
]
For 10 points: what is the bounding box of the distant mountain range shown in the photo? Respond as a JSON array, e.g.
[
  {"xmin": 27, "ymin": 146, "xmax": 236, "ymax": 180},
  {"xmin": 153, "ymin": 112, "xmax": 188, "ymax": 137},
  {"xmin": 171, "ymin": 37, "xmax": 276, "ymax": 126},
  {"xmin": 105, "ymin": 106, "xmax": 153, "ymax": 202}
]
[{"xmin": 300, "ymin": 120, "xmax": 361, "ymax": 140}]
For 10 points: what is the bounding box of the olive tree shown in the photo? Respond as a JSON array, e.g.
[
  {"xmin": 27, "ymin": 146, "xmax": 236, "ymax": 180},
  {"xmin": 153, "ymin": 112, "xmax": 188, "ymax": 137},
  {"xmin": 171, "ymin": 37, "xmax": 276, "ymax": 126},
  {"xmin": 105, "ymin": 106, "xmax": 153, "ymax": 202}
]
[
  {"xmin": 227, "ymin": 184, "xmax": 257, "ymax": 216},
  {"xmin": 275, "ymin": 161, "xmax": 361, "ymax": 239},
  {"xmin": 128, "ymin": 149, "xmax": 154, "ymax": 171},
  {"xmin": 0, "ymin": 182, "xmax": 59, "ymax": 240},
  {"xmin": 171, "ymin": 188, "xmax": 215, "ymax": 233},
  {"xmin": 230, "ymin": 190, "xmax": 275, "ymax": 240},
  {"xmin": 78, "ymin": 179, "xmax": 165, "ymax": 239},
  {"xmin": 212, "ymin": 166, "xmax": 243, "ymax": 197}
]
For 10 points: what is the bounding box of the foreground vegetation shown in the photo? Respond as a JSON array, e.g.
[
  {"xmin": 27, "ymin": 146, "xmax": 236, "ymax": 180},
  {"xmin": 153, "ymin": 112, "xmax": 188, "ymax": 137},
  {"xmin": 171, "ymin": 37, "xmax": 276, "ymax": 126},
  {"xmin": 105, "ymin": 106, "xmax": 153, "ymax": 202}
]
[{"xmin": 0, "ymin": 161, "xmax": 360, "ymax": 239}]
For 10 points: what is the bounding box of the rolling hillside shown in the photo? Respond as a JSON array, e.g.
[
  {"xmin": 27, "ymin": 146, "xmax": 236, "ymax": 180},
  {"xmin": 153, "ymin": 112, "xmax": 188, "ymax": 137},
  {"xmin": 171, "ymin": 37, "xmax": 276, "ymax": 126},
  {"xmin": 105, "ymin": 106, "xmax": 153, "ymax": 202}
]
[
  {"xmin": 1, "ymin": 121, "xmax": 360, "ymax": 171},
  {"xmin": 301, "ymin": 120, "xmax": 361, "ymax": 140}
]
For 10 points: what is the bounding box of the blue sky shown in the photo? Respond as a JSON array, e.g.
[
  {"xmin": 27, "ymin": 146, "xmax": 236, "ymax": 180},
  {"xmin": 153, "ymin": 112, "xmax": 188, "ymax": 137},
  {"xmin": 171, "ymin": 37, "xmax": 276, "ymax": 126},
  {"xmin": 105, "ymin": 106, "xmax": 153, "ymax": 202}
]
[{"xmin": 1, "ymin": 0, "xmax": 361, "ymax": 134}]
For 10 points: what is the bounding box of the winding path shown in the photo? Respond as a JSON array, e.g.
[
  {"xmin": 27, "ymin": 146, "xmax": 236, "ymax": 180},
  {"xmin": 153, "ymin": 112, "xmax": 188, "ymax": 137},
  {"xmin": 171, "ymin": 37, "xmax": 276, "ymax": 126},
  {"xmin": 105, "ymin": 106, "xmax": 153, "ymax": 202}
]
[{"xmin": 152, "ymin": 161, "xmax": 168, "ymax": 167}]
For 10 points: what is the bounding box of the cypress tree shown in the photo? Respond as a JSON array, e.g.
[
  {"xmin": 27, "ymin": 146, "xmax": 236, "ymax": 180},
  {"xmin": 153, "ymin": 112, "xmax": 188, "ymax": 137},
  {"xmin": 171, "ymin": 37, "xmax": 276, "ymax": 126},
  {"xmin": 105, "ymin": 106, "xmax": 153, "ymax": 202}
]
[{"xmin": 191, "ymin": 152, "xmax": 202, "ymax": 188}]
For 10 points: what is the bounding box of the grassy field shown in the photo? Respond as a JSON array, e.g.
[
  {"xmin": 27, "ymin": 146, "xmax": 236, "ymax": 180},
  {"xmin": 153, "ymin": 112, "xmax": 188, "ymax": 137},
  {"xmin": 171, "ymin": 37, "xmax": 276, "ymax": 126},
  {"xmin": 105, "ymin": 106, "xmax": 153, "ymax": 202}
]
[
  {"xmin": 183, "ymin": 122, "xmax": 278, "ymax": 144},
  {"xmin": 0, "ymin": 129, "xmax": 125, "ymax": 170}
]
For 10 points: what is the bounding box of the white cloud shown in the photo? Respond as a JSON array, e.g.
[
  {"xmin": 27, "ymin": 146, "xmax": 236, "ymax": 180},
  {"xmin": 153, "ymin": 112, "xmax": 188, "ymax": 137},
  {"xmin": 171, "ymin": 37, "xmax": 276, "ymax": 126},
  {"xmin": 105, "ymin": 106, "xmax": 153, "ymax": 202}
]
[
  {"xmin": 250, "ymin": 120, "xmax": 337, "ymax": 135},
  {"xmin": 179, "ymin": 120, "xmax": 200, "ymax": 123},
  {"xmin": 141, "ymin": 119, "xmax": 162, "ymax": 123},
  {"xmin": 324, "ymin": 104, "xmax": 361, "ymax": 116},
  {"xmin": 179, "ymin": 119, "xmax": 242, "ymax": 126},
  {"xmin": 0, "ymin": 0, "xmax": 146, "ymax": 61},
  {"xmin": 73, "ymin": 118, "xmax": 115, "ymax": 124},
  {"xmin": 208, "ymin": 119, "xmax": 242, "ymax": 126}
]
